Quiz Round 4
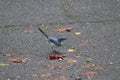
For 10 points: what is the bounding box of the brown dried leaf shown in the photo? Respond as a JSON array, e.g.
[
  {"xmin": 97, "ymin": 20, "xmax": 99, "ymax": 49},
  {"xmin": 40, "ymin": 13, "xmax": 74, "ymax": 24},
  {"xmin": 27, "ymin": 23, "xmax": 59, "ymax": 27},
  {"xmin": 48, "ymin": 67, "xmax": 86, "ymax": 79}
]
[
  {"xmin": 82, "ymin": 71, "xmax": 97, "ymax": 79},
  {"xmin": 32, "ymin": 73, "xmax": 41, "ymax": 78},
  {"xmin": 41, "ymin": 73, "xmax": 52, "ymax": 78},
  {"xmin": 100, "ymin": 34, "xmax": 107, "ymax": 38},
  {"xmin": 66, "ymin": 58, "xmax": 77, "ymax": 63},
  {"xmin": 82, "ymin": 64, "xmax": 95, "ymax": 69},
  {"xmin": 74, "ymin": 54, "xmax": 81, "ymax": 58},
  {"xmin": 5, "ymin": 53, "xmax": 12, "ymax": 57},
  {"xmin": 3, "ymin": 52, "xmax": 13, "ymax": 57},
  {"xmin": 54, "ymin": 76, "xmax": 68, "ymax": 80},
  {"xmin": 80, "ymin": 40, "xmax": 90, "ymax": 47},
  {"xmin": 48, "ymin": 64, "xmax": 71, "ymax": 70},
  {"xmin": 57, "ymin": 26, "xmax": 73, "ymax": 33},
  {"xmin": 9, "ymin": 58, "xmax": 27, "ymax": 63},
  {"xmin": 24, "ymin": 29, "xmax": 37, "ymax": 33},
  {"xmin": 82, "ymin": 64, "xmax": 105, "ymax": 72}
]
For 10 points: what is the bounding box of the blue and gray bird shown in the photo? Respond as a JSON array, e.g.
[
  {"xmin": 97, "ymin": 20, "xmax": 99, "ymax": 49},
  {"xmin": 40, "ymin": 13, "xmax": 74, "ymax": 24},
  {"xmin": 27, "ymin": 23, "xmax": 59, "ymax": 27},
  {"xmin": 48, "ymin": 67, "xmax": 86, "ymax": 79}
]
[{"xmin": 38, "ymin": 27, "xmax": 66, "ymax": 51}]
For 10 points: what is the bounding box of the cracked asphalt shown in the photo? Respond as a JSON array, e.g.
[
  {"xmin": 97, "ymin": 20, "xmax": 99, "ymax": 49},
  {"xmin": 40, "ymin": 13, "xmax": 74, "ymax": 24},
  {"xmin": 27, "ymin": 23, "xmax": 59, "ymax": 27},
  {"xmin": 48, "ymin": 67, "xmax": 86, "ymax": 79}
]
[{"xmin": 0, "ymin": 0, "xmax": 120, "ymax": 80}]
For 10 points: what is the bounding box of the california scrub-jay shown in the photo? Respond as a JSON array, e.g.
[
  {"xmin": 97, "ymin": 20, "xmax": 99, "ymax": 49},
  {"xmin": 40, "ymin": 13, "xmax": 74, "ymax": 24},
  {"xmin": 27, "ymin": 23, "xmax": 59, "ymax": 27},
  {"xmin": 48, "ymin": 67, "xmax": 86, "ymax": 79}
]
[{"xmin": 38, "ymin": 27, "xmax": 66, "ymax": 51}]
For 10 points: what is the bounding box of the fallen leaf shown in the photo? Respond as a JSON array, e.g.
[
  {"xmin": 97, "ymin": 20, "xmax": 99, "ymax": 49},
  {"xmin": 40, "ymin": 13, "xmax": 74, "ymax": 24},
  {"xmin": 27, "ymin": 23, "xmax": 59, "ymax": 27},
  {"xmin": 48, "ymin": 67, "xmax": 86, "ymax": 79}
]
[
  {"xmin": 32, "ymin": 73, "xmax": 41, "ymax": 78},
  {"xmin": 9, "ymin": 58, "xmax": 28, "ymax": 63},
  {"xmin": 82, "ymin": 64, "xmax": 105, "ymax": 72},
  {"xmin": 49, "ymin": 65, "xmax": 62, "ymax": 70},
  {"xmin": 0, "ymin": 63, "xmax": 9, "ymax": 67},
  {"xmin": 57, "ymin": 26, "xmax": 73, "ymax": 33},
  {"xmin": 108, "ymin": 60, "xmax": 113, "ymax": 65},
  {"xmin": 75, "ymin": 76, "xmax": 82, "ymax": 80},
  {"xmin": 82, "ymin": 71, "xmax": 97, "ymax": 79},
  {"xmin": 66, "ymin": 58, "xmax": 77, "ymax": 63},
  {"xmin": 54, "ymin": 76, "xmax": 68, "ymax": 80},
  {"xmin": 47, "ymin": 55, "xmax": 65, "ymax": 60},
  {"xmin": 86, "ymin": 57, "xmax": 93, "ymax": 63},
  {"xmin": 80, "ymin": 40, "xmax": 90, "ymax": 47},
  {"xmin": 75, "ymin": 32, "xmax": 82, "ymax": 36},
  {"xmin": 16, "ymin": 75, "xmax": 20, "ymax": 80},
  {"xmin": 48, "ymin": 64, "xmax": 71, "ymax": 70},
  {"xmin": 82, "ymin": 64, "xmax": 95, "ymax": 69},
  {"xmin": 74, "ymin": 54, "xmax": 81, "ymax": 58},
  {"xmin": 24, "ymin": 29, "xmax": 37, "ymax": 33},
  {"xmin": 100, "ymin": 34, "xmax": 107, "ymax": 38},
  {"xmin": 109, "ymin": 62, "xmax": 113, "ymax": 65},
  {"xmin": 92, "ymin": 66, "xmax": 105, "ymax": 72},
  {"xmin": 67, "ymin": 49, "xmax": 75, "ymax": 52},
  {"xmin": 3, "ymin": 52, "xmax": 12, "ymax": 57},
  {"xmin": 41, "ymin": 73, "xmax": 52, "ymax": 78},
  {"xmin": 35, "ymin": 61, "xmax": 42, "ymax": 66}
]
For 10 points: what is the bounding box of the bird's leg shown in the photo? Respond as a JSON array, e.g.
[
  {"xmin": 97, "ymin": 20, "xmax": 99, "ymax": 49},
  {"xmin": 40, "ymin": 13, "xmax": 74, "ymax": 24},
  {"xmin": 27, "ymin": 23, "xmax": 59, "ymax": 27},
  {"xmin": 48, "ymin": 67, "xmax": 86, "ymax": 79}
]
[
  {"xmin": 51, "ymin": 46, "xmax": 56, "ymax": 51},
  {"xmin": 51, "ymin": 46, "xmax": 54, "ymax": 50},
  {"xmin": 51, "ymin": 46, "xmax": 58, "ymax": 53}
]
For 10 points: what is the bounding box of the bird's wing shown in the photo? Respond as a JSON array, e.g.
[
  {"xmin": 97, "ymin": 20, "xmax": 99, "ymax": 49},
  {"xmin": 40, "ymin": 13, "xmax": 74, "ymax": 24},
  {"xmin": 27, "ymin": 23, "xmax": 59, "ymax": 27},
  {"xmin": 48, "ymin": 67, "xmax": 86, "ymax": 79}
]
[{"xmin": 48, "ymin": 37, "xmax": 61, "ymax": 46}]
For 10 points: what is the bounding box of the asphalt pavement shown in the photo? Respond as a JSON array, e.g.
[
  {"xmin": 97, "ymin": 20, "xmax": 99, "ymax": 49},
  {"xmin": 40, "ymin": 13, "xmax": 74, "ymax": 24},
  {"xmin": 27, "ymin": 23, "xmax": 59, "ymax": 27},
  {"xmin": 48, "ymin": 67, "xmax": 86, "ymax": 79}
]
[{"xmin": 0, "ymin": 0, "xmax": 120, "ymax": 80}]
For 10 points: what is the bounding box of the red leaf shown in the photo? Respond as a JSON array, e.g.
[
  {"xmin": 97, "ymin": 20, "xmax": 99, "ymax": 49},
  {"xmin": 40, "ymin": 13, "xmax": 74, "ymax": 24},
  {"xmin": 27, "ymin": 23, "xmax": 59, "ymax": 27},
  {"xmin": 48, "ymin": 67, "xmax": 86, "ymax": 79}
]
[
  {"xmin": 57, "ymin": 26, "xmax": 73, "ymax": 33},
  {"xmin": 47, "ymin": 55, "xmax": 65, "ymax": 60}
]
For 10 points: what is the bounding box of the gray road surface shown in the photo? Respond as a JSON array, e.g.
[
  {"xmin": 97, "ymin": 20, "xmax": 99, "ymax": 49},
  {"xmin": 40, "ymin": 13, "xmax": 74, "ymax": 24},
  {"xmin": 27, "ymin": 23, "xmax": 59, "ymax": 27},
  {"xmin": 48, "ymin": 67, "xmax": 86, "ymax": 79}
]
[{"xmin": 0, "ymin": 0, "xmax": 120, "ymax": 80}]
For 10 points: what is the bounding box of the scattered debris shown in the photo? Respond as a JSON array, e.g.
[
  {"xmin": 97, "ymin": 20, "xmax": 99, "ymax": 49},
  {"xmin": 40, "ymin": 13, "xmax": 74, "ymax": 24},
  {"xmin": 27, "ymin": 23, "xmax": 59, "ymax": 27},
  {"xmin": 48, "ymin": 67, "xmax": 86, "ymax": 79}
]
[
  {"xmin": 67, "ymin": 49, "xmax": 75, "ymax": 52},
  {"xmin": 48, "ymin": 64, "xmax": 72, "ymax": 70},
  {"xmin": 82, "ymin": 71, "xmax": 97, "ymax": 79},
  {"xmin": 41, "ymin": 73, "xmax": 52, "ymax": 78},
  {"xmin": 74, "ymin": 54, "xmax": 81, "ymax": 58},
  {"xmin": 0, "ymin": 63, "xmax": 9, "ymax": 67},
  {"xmin": 83, "ymin": 63, "xmax": 105, "ymax": 72},
  {"xmin": 24, "ymin": 29, "xmax": 37, "ymax": 33},
  {"xmin": 82, "ymin": 63, "xmax": 95, "ymax": 69},
  {"xmin": 75, "ymin": 32, "xmax": 82, "ymax": 36},
  {"xmin": 108, "ymin": 60, "xmax": 113, "ymax": 65},
  {"xmin": 9, "ymin": 58, "xmax": 28, "ymax": 63},
  {"xmin": 47, "ymin": 55, "xmax": 65, "ymax": 60},
  {"xmin": 3, "ymin": 52, "xmax": 12, "ymax": 57},
  {"xmin": 54, "ymin": 76, "xmax": 68, "ymax": 80},
  {"xmin": 86, "ymin": 57, "xmax": 93, "ymax": 63},
  {"xmin": 32, "ymin": 73, "xmax": 41, "ymax": 78},
  {"xmin": 65, "ymin": 58, "xmax": 77, "ymax": 63},
  {"xmin": 33, "ymin": 73, "xmax": 52, "ymax": 78},
  {"xmin": 80, "ymin": 40, "xmax": 90, "ymax": 47},
  {"xmin": 100, "ymin": 34, "xmax": 107, "ymax": 38},
  {"xmin": 57, "ymin": 26, "xmax": 73, "ymax": 33},
  {"xmin": 75, "ymin": 76, "xmax": 82, "ymax": 80}
]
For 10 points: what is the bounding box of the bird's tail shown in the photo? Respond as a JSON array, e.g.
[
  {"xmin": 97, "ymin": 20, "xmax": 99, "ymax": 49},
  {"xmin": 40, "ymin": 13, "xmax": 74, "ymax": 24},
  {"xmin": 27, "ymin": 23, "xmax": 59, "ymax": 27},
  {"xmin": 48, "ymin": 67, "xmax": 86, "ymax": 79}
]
[{"xmin": 38, "ymin": 27, "xmax": 48, "ymax": 38}]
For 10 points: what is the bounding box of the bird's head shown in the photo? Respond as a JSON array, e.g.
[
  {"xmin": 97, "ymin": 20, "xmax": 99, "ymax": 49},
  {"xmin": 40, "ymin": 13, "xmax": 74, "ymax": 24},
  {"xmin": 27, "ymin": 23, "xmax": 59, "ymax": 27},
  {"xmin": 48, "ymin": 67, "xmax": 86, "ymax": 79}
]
[{"xmin": 57, "ymin": 37, "xmax": 67, "ymax": 42}]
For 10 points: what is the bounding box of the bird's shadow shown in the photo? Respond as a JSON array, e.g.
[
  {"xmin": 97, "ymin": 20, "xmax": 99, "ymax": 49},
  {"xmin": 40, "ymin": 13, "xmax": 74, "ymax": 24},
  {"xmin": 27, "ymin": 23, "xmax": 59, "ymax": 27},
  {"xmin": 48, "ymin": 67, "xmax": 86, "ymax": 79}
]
[{"xmin": 49, "ymin": 50, "xmax": 63, "ymax": 55}]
